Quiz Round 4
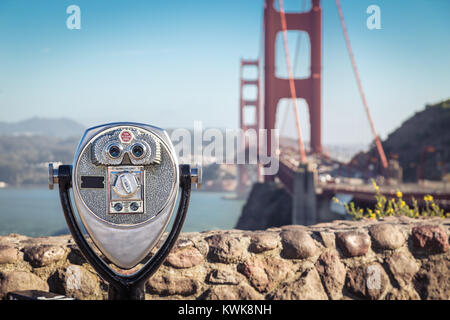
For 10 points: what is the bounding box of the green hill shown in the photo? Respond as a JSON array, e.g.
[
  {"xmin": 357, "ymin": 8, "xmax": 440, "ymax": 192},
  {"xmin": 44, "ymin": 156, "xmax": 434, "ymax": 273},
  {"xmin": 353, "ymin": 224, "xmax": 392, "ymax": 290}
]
[
  {"xmin": 0, "ymin": 117, "xmax": 84, "ymax": 138},
  {"xmin": 352, "ymin": 99, "xmax": 450, "ymax": 182},
  {"xmin": 0, "ymin": 135, "xmax": 78, "ymax": 186}
]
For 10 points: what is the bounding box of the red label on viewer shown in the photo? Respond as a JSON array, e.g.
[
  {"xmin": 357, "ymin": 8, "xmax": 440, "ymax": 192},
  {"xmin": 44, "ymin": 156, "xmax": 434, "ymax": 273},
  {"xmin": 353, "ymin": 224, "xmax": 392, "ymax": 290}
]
[{"xmin": 120, "ymin": 130, "xmax": 133, "ymax": 143}]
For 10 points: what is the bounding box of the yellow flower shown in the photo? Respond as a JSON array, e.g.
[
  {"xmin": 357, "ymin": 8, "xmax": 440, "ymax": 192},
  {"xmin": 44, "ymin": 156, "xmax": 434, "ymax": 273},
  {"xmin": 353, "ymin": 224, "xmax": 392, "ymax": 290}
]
[
  {"xmin": 399, "ymin": 200, "xmax": 406, "ymax": 208},
  {"xmin": 333, "ymin": 197, "xmax": 340, "ymax": 204},
  {"xmin": 396, "ymin": 191, "xmax": 403, "ymax": 198},
  {"xmin": 424, "ymin": 195, "xmax": 433, "ymax": 202},
  {"xmin": 371, "ymin": 180, "xmax": 379, "ymax": 191}
]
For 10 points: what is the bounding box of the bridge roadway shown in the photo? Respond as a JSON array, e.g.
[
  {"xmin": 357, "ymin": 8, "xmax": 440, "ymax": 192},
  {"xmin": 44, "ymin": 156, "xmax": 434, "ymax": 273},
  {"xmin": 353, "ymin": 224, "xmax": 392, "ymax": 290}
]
[{"xmin": 277, "ymin": 150, "xmax": 450, "ymax": 211}]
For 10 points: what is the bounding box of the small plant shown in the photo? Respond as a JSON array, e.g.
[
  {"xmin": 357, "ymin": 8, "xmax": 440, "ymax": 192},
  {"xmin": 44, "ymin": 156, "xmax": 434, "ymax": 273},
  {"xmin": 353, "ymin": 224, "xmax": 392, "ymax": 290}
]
[{"xmin": 333, "ymin": 179, "xmax": 450, "ymax": 220}]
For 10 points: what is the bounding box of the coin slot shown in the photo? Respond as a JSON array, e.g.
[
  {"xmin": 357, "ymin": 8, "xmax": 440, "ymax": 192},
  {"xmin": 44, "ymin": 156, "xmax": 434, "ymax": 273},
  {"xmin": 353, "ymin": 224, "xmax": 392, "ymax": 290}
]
[{"xmin": 81, "ymin": 176, "xmax": 105, "ymax": 189}]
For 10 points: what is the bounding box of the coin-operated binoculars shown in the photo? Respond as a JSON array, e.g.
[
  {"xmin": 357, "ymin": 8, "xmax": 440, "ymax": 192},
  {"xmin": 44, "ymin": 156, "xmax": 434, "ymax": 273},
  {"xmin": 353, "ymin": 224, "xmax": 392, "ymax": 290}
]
[{"xmin": 49, "ymin": 123, "xmax": 201, "ymax": 300}]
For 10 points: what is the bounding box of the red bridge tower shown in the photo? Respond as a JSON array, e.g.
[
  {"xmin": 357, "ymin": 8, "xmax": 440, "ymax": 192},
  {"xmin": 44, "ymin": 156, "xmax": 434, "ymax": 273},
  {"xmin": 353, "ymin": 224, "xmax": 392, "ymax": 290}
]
[
  {"xmin": 238, "ymin": 59, "xmax": 261, "ymax": 194},
  {"xmin": 263, "ymin": 0, "xmax": 322, "ymax": 181}
]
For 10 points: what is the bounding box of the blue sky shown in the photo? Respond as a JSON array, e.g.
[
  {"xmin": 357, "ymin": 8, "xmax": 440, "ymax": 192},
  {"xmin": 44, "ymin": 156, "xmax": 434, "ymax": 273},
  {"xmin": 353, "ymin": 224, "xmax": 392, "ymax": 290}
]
[{"xmin": 0, "ymin": 0, "xmax": 449, "ymax": 146}]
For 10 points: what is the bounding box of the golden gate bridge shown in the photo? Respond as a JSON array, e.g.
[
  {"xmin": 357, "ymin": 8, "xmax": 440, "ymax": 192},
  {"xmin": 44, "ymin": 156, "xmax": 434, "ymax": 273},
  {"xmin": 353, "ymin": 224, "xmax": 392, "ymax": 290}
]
[{"xmin": 237, "ymin": 0, "xmax": 450, "ymax": 224}]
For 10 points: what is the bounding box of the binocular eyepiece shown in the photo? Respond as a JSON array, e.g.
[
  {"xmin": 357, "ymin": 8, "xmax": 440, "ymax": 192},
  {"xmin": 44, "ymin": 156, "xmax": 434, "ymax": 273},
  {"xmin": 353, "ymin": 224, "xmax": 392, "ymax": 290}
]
[{"xmin": 49, "ymin": 122, "xmax": 201, "ymax": 300}]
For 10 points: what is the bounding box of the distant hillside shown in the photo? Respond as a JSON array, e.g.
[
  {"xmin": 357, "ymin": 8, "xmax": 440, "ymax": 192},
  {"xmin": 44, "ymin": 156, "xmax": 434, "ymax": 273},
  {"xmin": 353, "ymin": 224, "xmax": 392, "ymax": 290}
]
[
  {"xmin": 0, "ymin": 117, "xmax": 85, "ymax": 138},
  {"xmin": 351, "ymin": 99, "xmax": 450, "ymax": 182},
  {"xmin": 0, "ymin": 124, "xmax": 231, "ymax": 186},
  {"xmin": 0, "ymin": 135, "xmax": 78, "ymax": 185}
]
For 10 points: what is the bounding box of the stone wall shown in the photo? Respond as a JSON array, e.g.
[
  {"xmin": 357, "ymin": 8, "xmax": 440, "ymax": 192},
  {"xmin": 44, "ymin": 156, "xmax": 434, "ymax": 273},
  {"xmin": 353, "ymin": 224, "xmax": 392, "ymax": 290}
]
[{"xmin": 0, "ymin": 216, "xmax": 449, "ymax": 300}]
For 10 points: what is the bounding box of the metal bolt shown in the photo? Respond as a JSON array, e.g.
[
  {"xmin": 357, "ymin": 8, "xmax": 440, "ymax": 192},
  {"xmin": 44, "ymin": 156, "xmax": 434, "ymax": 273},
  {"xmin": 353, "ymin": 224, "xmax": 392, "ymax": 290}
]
[
  {"xmin": 130, "ymin": 202, "xmax": 139, "ymax": 211},
  {"xmin": 48, "ymin": 163, "xmax": 59, "ymax": 190},
  {"xmin": 190, "ymin": 166, "xmax": 202, "ymax": 189},
  {"xmin": 114, "ymin": 203, "xmax": 123, "ymax": 212}
]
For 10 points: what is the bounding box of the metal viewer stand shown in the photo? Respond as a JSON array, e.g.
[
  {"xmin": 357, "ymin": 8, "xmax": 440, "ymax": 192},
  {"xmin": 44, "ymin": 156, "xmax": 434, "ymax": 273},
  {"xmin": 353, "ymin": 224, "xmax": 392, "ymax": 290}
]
[{"xmin": 55, "ymin": 164, "xmax": 192, "ymax": 300}]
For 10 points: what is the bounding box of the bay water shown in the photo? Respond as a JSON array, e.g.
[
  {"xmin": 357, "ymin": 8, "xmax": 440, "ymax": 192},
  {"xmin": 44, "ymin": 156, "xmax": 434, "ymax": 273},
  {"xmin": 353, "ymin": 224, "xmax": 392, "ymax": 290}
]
[{"xmin": 0, "ymin": 188, "xmax": 245, "ymax": 237}]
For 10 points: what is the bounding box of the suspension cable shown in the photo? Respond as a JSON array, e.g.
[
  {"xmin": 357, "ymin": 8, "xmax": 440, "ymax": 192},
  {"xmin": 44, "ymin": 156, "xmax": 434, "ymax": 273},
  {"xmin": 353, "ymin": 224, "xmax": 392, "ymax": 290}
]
[
  {"xmin": 278, "ymin": 0, "xmax": 307, "ymax": 164},
  {"xmin": 335, "ymin": 0, "xmax": 388, "ymax": 170},
  {"xmin": 258, "ymin": 5, "xmax": 265, "ymax": 131}
]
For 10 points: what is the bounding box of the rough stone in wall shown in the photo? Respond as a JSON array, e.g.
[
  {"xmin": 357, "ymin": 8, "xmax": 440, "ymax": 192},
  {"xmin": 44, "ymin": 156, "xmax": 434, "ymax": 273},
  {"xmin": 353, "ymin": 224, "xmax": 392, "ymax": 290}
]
[{"xmin": 0, "ymin": 216, "xmax": 449, "ymax": 300}]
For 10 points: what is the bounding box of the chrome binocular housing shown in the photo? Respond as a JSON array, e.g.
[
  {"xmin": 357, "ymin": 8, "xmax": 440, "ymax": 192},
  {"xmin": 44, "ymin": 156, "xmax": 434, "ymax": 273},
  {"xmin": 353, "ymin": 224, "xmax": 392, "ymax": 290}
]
[{"xmin": 49, "ymin": 122, "xmax": 201, "ymax": 300}]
